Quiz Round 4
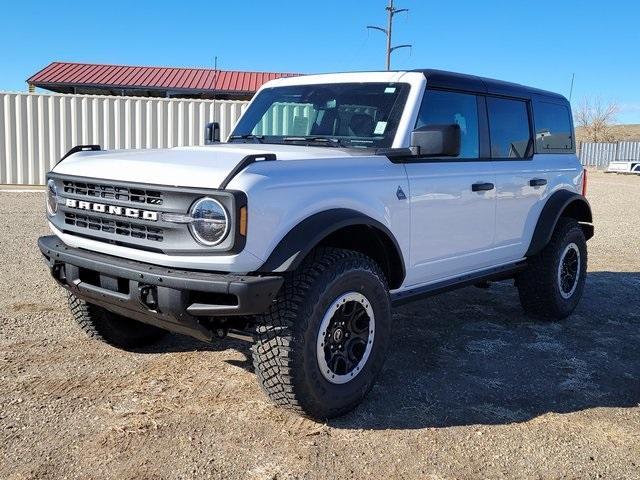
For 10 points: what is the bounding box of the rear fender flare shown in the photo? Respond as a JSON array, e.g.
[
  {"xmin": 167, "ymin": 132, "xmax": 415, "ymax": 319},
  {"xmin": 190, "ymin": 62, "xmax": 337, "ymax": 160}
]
[{"xmin": 526, "ymin": 190, "xmax": 593, "ymax": 257}]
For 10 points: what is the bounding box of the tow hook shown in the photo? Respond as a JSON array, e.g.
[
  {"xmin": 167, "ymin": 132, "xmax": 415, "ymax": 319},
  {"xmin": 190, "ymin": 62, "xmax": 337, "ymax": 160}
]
[
  {"xmin": 215, "ymin": 327, "xmax": 228, "ymax": 339},
  {"xmin": 139, "ymin": 285, "xmax": 158, "ymax": 310},
  {"xmin": 51, "ymin": 263, "xmax": 66, "ymax": 285},
  {"xmin": 212, "ymin": 326, "xmax": 253, "ymax": 343}
]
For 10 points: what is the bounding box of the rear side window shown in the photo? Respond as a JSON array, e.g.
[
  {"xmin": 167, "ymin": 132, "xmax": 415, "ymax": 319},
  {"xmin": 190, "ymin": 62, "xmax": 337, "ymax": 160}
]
[
  {"xmin": 415, "ymin": 90, "xmax": 479, "ymax": 159},
  {"xmin": 487, "ymin": 97, "xmax": 532, "ymax": 159},
  {"xmin": 534, "ymin": 102, "xmax": 573, "ymax": 151}
]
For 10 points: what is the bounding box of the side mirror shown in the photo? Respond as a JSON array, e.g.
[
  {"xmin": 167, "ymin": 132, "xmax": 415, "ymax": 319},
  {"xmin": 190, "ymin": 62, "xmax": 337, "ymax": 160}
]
[
  {"xmin": 205, "ymin": 122, "xmax": 220, "ymax": 144},
  {"xmin": 411, "ymin": 124, "xmax": 461, "ymax": 157}
]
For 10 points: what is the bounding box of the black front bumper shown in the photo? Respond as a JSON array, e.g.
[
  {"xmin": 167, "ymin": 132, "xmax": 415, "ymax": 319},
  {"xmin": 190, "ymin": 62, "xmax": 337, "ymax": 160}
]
[{"xmin": 38, "ymin": 235, "xmax": 283, "ymax": 342}]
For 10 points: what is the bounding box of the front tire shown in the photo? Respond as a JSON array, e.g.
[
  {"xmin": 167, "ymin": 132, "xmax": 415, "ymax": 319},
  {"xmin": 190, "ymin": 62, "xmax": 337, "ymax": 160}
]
[
  {"xmin": 516, "ymin": 218, "xmax": 588, "ymax": 320},
  {"xmin": 68, "ymin": 293, "xmax": 167, "ymax": 349},
  {"xmin": 252, "ymin": 248, "xmax": 391, "ymax": 419}
]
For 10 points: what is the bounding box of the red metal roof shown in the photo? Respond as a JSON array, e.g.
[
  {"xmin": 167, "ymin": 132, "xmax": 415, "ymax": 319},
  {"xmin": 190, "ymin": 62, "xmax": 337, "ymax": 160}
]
[{"xmin": 27, "ymin": 62, "xmax": 300, "ymax": 94}]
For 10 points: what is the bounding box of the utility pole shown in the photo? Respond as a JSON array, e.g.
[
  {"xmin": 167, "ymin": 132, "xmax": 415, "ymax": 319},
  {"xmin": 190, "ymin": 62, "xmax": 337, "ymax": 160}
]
[
  {"xmin": 212, "ymin": 56, "xmax": 218, "ymax": 121},
  {"xmin": 367, "ymin": 0, "xmax": 411, "ymax": 71}
]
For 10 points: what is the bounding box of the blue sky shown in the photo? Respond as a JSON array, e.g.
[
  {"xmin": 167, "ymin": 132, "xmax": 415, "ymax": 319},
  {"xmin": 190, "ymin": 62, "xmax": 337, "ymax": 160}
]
[{"xmin": 2, "ymin": 0, "xmax": 639, "ymax": 123}]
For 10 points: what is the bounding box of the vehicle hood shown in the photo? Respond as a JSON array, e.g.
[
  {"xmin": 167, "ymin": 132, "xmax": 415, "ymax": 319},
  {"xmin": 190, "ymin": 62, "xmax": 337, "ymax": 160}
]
[{"xmin": 52, "ymin": 143, "xmax": 367, "ymax": 189}]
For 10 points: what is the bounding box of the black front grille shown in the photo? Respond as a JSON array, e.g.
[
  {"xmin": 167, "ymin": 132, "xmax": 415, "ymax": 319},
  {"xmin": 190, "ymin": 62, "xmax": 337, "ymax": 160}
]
[
  {"xmin": 62, "ymin": 180, "xmax": 163, "ymax": 206},
  {"xmin": 64, "ymin": 212, "xmax": 164, "ymax": 242},
  {"xmin": 51, "ymin": 173, "xmax": 240, "ymax": 254}
]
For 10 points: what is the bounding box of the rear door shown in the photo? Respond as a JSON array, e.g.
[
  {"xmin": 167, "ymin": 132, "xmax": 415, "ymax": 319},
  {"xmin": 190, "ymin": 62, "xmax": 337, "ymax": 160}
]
[
  {"xmin": 487, "ymin": 97, "xmax": 539, "ymax": 263},
  {"xmin": 490, "ymin": 97, "xmax": 574, "ymax": 263},
  {"xmin": 403, "ymin": 89, "xmax": 497, "ymax": 286}
]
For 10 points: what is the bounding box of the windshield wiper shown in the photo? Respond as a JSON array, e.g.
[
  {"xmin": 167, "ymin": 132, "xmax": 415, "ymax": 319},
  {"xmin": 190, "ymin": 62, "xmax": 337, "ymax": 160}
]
[
  {"xmin": 281, "ymin": 136, "xmax": 349, "ymax": 147},
  {"xmin": 228, "ymin": 134, "xmax": 265, "ymax": 143}
]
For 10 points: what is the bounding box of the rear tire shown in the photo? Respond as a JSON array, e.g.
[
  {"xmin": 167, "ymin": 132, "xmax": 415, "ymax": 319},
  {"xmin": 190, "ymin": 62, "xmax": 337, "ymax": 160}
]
[
  {"xmin": 516, "ymin": 218, "xmax": 587, "ymax": 320},
  {"xmin": 252, "ymin": 248, "xmax": 391, "ymax": 419},
  {"xmin": 68, "ymin": 293, "xmax": 167, "ymax": 349}
]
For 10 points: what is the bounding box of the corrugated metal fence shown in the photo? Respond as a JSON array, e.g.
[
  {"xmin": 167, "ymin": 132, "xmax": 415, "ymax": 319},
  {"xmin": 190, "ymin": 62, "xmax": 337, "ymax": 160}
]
[
  {"xmin": 0, "ymin": 91, "xmax": 248, "ymax": 185},
  {"xmin": 5, "ymin": 91, "xmax": 639, "ymax": 184},
  {"xmin": 579, "ymin": 141, "xmax": 640, "ymax": 168}
]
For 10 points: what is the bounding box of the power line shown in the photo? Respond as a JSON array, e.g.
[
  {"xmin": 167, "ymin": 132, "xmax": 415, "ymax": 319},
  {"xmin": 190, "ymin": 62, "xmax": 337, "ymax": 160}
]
[{"xmin": 367, "ymin": 0, "xmax": 411, "ymax": 71}]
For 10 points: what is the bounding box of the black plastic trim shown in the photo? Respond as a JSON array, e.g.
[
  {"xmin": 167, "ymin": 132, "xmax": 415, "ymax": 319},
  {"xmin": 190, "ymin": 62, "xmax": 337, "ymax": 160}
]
[
  {"xmin": 477, "ymin": 94, "xmax": 491, "ymax": 158},
  {"xmin": 57, "ymin": 145, "xmax": 101, "ymax": 165},
  {"xmin": 258, "ymin": 208, "xmax": 406, "ymax": 288},
  {"xmin": 39, "ymin": 235, "xmax": 283, "ymax": 324},
  {"xmin": 219, "ymin": 153, "xmax": 276, "ymax": 189},
  {"xmin": 526, "ymin": 190, "xmax": 593, "ymax": 257},
  {"xmin": 391, "ymin": 261, "xmax": 527, "ymax": 306},
  {"xmin": 471, "ymin": 182, "xmax": 495, "ymax": 192},
  {"xmin": 529, "ymin": 178, "xmax": 548, "ymax": 187}
]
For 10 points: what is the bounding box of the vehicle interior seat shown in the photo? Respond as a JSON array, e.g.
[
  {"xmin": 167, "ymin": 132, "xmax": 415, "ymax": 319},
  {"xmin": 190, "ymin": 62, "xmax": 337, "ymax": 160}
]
[{"xmin": 348, "ymin": 113, "xmax": 374, "ymax": 136}]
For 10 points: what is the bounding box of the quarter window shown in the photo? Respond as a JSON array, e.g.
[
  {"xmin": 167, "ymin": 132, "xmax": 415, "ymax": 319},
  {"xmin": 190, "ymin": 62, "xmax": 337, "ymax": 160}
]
[
  {"xmin": 534, "ymin": 102, "xmax": 573, "ymax": 151},
  {"xmin": 487, "ymin": 97, "xmax": 532, "ymax": 159},
  {"xmin": 415, "ymin": 90, "xmax": 479, "ymax": 159}
]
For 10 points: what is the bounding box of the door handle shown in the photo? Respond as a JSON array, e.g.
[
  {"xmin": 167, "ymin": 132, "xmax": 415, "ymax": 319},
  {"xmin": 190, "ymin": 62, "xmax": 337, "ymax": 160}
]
[
  {"xmin": 529, "ymin": 178, "xmax": 547, "ymax": 187},
  {"xmin": 471, "ymin": 182, "xmax": 495, "ymax": 192}
]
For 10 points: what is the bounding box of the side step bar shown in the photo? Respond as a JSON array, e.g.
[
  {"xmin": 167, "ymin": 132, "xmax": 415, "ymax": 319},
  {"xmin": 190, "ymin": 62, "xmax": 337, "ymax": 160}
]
[{"xmin": 391, "ymin": 261, "xmax": 527, "ymax": 307}]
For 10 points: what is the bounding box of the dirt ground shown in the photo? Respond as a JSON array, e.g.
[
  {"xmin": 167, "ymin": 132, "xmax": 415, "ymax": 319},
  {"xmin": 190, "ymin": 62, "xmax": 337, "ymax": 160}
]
[{"xmin": 1, "ymin": 171, "xmax": 639, "ymax": 479}]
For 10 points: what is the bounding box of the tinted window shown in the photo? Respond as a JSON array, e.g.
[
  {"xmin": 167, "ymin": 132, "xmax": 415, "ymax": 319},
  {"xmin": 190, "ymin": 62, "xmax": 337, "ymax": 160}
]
[
  {"xmin": 487, "ymin": 97, "xmax": 532, "ymax": 159},
  {"xmin": 535, "ymin": 102, "xmax": 573, "ymax": 151},
  {"xmin": 415, "ymin": 90, "xmax": 479, "ymax": 159}
]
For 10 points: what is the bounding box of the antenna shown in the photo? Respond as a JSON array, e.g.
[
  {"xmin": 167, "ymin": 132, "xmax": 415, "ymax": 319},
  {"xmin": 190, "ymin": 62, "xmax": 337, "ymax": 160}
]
[
  {"xmin": 569, "ymin": 73, "xmax": 575, "ymax": 102},
  {"xmin": 367, "ymin": 0, "xmax": 411, "ymax": 70}
]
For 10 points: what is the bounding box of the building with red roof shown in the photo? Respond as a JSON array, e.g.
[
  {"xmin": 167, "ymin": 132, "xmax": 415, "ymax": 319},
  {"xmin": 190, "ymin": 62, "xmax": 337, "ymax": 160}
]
[{"xmin": 27, "ymin": 62, "xmax": 300, "ymax": 100}]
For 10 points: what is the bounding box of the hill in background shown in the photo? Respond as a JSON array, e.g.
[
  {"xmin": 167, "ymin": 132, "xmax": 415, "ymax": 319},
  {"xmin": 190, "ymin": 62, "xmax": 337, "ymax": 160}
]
[{"xmin": 575, "ymin": 124, "xmax": 640, "ymax": 144}]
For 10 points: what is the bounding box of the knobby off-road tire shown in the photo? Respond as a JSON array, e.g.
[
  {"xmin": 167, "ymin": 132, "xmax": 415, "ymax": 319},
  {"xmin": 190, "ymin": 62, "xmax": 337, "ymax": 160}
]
[
  {"xmin": 68, "ymin": 293, "xmax": 167, "ymax": 349},
  {"xmin": 252, "ymin": 248, "xmax": 392, "ymax": 419},
  {"xmin": 516, "ymin": 218, "xmax": 587, "ymax": 320}
]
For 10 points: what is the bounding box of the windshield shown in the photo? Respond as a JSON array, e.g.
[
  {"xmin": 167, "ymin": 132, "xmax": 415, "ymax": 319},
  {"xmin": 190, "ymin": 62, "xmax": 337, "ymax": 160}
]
[{"xmin": 229, "ymin": 83, "xmax": 410, "ymax": 148}]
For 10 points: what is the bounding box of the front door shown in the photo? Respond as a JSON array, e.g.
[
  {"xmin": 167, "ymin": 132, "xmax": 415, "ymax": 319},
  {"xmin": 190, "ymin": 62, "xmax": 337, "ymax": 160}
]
[{"xmin": 403, "ymin": 89, "xmax": 497, "ymax": 286}]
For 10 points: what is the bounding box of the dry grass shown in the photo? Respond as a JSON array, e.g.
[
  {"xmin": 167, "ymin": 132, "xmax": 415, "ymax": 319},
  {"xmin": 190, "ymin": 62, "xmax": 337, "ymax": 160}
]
[{"xmin": 576, "ymin": 123, "xmax": 640, "ymax": 144}]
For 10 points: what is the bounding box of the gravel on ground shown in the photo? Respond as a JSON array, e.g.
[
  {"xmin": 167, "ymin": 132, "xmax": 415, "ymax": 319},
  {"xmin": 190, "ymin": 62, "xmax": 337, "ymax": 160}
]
[{"xmin": 1, "ymin": 170, "xmax": 639, "ymax": 479}]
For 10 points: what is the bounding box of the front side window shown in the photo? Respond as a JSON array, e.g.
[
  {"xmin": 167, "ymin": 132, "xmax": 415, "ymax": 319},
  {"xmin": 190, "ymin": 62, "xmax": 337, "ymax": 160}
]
[
  {"xmin": 487, "ymin": 97, "xmax": 532, "ymax": 159},
  {"xmin": 230, "ymin": 83, "xmax": 410, "ymax": 148},
  {"xmin": 534, "ymin": 102, "xmax": 573, "ymax": 152},
  {"xmin": 415, "ymin": 90, "xmax": 480, "ymax": 159}
]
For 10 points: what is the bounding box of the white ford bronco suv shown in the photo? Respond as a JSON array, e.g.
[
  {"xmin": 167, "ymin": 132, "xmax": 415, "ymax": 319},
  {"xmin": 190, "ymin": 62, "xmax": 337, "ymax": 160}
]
[{"xmin": 39, "ymin": 70, "xmax": 593, "ymax": 419}]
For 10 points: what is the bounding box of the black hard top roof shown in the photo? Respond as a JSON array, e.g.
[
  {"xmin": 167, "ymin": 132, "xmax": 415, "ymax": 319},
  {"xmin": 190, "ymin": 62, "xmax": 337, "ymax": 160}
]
[{"xmin": 413, "ymin": 69, "xmax": 567, "ymax": 102}]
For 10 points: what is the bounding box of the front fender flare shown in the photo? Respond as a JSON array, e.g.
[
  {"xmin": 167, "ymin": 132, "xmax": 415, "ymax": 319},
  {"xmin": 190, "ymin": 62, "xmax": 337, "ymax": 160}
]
[
  {"xmin": 257, "ymin": 208, "xmax": 405, "ymax": 283},
  {"xmin": 526, "ymin": 190, "xmax": 593, "ymax": 257}
]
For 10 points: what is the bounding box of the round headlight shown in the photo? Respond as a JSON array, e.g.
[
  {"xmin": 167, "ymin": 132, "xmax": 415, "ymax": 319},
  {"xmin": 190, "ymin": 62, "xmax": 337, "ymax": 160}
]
[
  {"xmin": 46, "ymin": 179, "xmax": 58, "ymax": 216},
  {"xmin": 189, "ymin": 197, "xmax": 229, "ymax": 246}
]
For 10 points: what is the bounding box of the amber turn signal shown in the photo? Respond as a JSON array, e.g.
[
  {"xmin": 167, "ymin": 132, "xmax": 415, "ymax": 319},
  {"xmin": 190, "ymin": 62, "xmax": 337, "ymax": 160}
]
[{"xmin": 239, "ymin": 206, "xmax": 248, "ymax": 236}]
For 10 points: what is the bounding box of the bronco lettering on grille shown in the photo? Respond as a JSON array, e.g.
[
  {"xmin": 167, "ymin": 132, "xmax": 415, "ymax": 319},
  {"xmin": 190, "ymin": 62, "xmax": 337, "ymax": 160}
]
[{"xmin": 65, "ymin": 198, "xmax": 158, "ymax": 221}]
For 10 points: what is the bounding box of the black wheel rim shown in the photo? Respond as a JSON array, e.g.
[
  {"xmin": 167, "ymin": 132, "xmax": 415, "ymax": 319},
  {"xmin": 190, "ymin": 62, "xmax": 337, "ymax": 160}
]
[
  {"xmin": 558, "ymin": 242, "xmax": 581, "ymax": 299},
  {"xmin": 316, "ymin": 292, "xmax": 375, "ymax": 384}
]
